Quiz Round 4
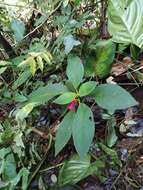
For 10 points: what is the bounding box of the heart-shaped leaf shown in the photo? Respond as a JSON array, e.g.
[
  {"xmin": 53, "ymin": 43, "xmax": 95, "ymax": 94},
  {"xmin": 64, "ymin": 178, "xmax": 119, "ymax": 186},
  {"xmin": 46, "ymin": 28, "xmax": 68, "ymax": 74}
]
[{"xmin": 91, "ymin": 84, "xmax": 138, "ymax": 113}]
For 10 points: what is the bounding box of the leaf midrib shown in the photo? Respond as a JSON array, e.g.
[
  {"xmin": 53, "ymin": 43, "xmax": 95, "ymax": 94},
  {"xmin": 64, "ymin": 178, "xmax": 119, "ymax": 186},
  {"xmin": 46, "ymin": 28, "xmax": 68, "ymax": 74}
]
[{"xmin": 111, "ymin": 0, "xmax": 142, "ymax": 47}]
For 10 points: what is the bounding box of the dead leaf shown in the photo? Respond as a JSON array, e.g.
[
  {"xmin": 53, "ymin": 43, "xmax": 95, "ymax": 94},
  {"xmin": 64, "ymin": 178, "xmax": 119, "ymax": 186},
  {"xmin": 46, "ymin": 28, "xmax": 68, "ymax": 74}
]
[
  {"xmin": 125, "ymin": 108, "xmax": 134, "ymax": 122},
  {"xmin": 111, "ymin": 57, "xmax": 134, "ymax": 76},
  {"xmin": 111, "ymin": 63, "xmax": 127, "ymax": 76},
  {"xmin": 123, "ymin": 56, "xmax": 133, "ymax": 65}
]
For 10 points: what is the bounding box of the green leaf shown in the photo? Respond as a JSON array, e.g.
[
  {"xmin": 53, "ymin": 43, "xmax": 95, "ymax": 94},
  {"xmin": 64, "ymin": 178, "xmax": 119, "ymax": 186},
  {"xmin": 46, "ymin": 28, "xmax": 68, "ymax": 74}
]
[
  {"xmin": 85, "ymin": 160, "xmax": 105, "ymax": 179},
  {"xmin": 98, "ymin": 143, "xmax": 122, "ymax": 167},
  {"xmin": 85, "ymin": 39, "xmax": 116, "ymax": 78},
  {"xmin": 29, "ymin": 58, "xmax": 37, "ymax": 76},
  {"xmin": 95, "ymin": 39, "xmax": 116, "ymax": 78},
  {"xmin": 55, "ymin": 111, "xmax": 76, "ymax": 155},
  {"xmin": 28, "ymin": 83, "xmax": 68, "ymax": 104},
  {"xmin": 14, "ymin": 93, "xmax": 28, "ymax": 103},
  {"xmin": 75, "ymin": 0, "xmax": 81, "ymax": 5},
  {"xmin": 130, "ymin": 44, "xmax": 140, "ymax": 60},
  {"xmin": 0, "ymin": 127, "xmax": 14, "ymax": 146},
  {"xmin": 37, "ymin": 56, "xmax": 44, "ymax": 72},
  {"xmin": 16, "ymin": 103, "xmax": 37, "ymax": 121},
  {"xmin": 21, "ymin": 168, "xmax": 29, "ymax": 190},
  {"xmin": 11, "ymin": 168, "xmax": 29, "ymax": 190},
  {"xmin": 72, "ymin": 103, "xmax": 95, "ymax": 158},
  {"xmin": 118, "ymin": 43, "xmax": 129, "ymax": 53},
  {"xmin": 12, "ymin": 70, "xmax": 32, "ymax": 90},
  {"xmin": 14, "ymin": 133, "xmax": 25, "ymax": 148},
  {"xmin": 35, "ymin": 15, "xmax": 48, "ymax": 26},
  {"xmin": 107, "ymin": 125, "xmax": 117, "ymax": 148},
  {"xmin": 58, "ymin": 154, "xmax": 105, "ymax": 186},
  {"xmin": 54, "ymin": 92, "xmax": 77, "ymax": 105},
  {"xmin": 3, "ymin": 151, "xmax": 17, "ymax": 181},
  {"xmin": 92, "ymin": 84, "xmax": 138, "ymax": 113},
  {"xmin": 106, "ymin": 116, "xmax": 117, "ymax": 147},
  {"xmin": 11, "ymin": 19, "xmax": 25, "ymax": 42},
  {"xmin": 66, "ymin": 56, "xmax": 84, "ymax": 88},
  {"xmin": 41, "ymin": 52, "xmax": 52, "ymax": 65},
  {"xmin": 64, "ymin": 35, "xmax": 81, "ymax": 54},
  {"xmin": 108, "ymin": 0, "xmax": 143, "ymax": 48},
  {"xmin": 12, "ymin": 55, "xmax": 27, "ymax": 66},
  {"xmin": 0, "ymin": 181, "xmax": 9, "ymax": 188},
  {"xmin": 0, "ymin": 61, "xmax": 11, "ymax": 66},
  {"xmin": 16, "ymin": 83, "xmax": 68, "ymax": 121},
  {"xmin": 58, "ymin": 154, "xmax": 91, "ymax": 186},
  {"xmin": 0, "ymin": 67, "xmax": 7, "ymax": 75},
  {"xmin": 79, "ymin": 81, "xmax": 97, "ymax": 97}
]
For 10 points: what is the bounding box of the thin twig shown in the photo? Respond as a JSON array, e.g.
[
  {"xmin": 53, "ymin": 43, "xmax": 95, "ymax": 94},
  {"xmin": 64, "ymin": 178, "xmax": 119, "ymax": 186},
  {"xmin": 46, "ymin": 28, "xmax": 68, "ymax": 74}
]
[
  {"xmin": 31, "ymin": 127, "xmax": 49, "ymax": 139},
  {"xmin": 40, "ymin": 163, "xmax": 64, "ymax": 173},
  {"xmin": 118, "ymin": 83, "xmax": 143, "ymax": 86}
]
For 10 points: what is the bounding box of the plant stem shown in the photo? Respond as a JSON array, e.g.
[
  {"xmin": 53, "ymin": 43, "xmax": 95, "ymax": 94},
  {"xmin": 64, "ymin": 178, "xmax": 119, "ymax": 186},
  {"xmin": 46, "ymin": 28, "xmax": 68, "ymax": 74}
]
[
  {"xmin": 28, "ymin": 134, "xmax": 52, "ymax": 187},
  {"xmin": 40, "ymin": 163, "xmax": 64, "ymax": 173}
]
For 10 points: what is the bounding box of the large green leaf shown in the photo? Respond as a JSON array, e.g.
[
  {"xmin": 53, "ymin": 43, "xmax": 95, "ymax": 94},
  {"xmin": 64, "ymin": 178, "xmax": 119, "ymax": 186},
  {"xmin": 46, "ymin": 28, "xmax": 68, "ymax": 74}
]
[
  {"xmin": 28, "ymin": 83, "xmax": 68, "ymax": 104},
  {"xmin": 108, "ymin": 0, "xmax": 143, "ymax": 48},
  {"xmin": 94, "ymin": 39, "xmax": 116, "ymax": 78},
  {"xmin": 58, "ymin": 154, "xmax": 91, "ymax": 186},
  {"xmin": 15, "ymin": 83, "xmax": 68, "ymax": 121},
  {"xmin": 58, "ymin": 154, "xmax": 105, "ymax": 186},
  {"xmin": 2, "ymin": 149, "xmax": 17, "ymax": 181},
  {"xmin": 72, "ymin": 103, "xmax": 95, "ymax": 158},
  {"xmin": 85, "ymin": 39, "xmax": 116, "ymax": 78},
  {"xmin": 91, "ymin": 84, "xmax": 138, "ymax": 113},
  {"xmin": 55, "ymin": 111, "xmax": 76, "ymax": 155},
  {"xmin": 66, "ymin": 56, "xmax": 84, "ymax": 89}
]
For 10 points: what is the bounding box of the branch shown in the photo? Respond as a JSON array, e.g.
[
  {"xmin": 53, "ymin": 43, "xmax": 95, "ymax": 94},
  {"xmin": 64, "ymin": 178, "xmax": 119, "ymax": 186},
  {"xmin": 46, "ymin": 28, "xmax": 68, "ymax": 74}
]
[{"xmin": 100, "ymin": 0, "xmax": 110, "ymax": 39}]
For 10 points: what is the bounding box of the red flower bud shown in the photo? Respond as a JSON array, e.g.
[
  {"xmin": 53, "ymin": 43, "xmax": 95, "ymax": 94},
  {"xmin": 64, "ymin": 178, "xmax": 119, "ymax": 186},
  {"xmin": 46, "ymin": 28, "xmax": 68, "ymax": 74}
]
[{"xmin": 67, "ymin": 99, "xmax": 77, "ymax": 110}]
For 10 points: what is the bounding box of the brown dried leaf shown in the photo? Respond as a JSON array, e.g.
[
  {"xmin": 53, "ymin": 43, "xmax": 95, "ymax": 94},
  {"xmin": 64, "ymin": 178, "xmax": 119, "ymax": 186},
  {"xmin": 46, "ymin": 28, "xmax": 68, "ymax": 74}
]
[
  {"xmin": 111, "ymin": 57, "xmax": 134, "ymax": 76},
  {"xmin": 111, "ymin": 63, "xmax": 127, "ymax": 76}
]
